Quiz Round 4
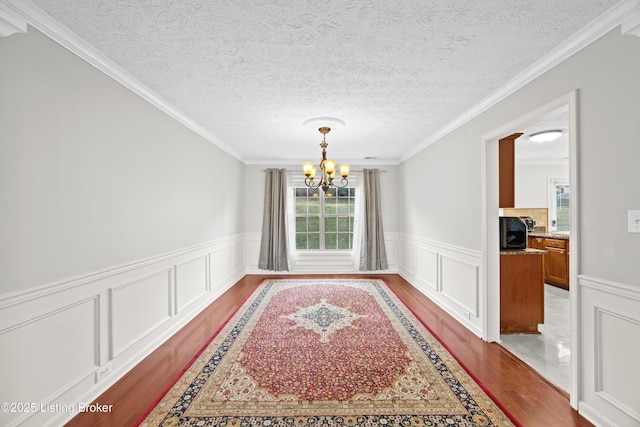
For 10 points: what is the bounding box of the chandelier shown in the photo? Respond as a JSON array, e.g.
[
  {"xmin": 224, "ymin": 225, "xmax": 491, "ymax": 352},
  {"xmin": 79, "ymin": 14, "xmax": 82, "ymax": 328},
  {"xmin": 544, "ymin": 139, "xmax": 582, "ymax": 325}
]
[{"xmin": 302, "ymin": 126, "xmax": 350, "ymax": 193}]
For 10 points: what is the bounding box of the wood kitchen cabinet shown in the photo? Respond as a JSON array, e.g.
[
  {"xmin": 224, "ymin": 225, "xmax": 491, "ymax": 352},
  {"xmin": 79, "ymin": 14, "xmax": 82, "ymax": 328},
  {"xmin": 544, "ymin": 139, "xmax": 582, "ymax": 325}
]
[
  {"xmin": 528, "ymin": 236, "xmax": 545, "ymax": 250},
  {"xmin": 544, "ymin": 238, "xmax": 569, "ymax": 289},
  {"xmin": 528, "ymin": 235, "xmax": 570, "ymax": 290},
  {"xmin": 500, "ymin": 251, "xmax": 545, "ymax": 333},
  {"xmin": 498, "ymin": 133, "xmax": 523, "ymax": 208}
]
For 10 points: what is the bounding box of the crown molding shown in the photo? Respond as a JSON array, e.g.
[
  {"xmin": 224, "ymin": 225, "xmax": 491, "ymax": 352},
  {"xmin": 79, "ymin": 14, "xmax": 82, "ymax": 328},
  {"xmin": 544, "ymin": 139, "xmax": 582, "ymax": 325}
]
[
  {"xmin": 621, "ymin": 8, "xmax": 640, "ymax": 36},
  {"xmin": 5, "ymin": 0, "xmax": 639, "ymax": 165},
  {"xmin": 400, "ymin": 0, "xmax": 640, "ymax": 162},
  {"xmin": 0, "ymin": 1, "xmax": 26, "ymax": 36},
  {"xmin": 0, "ymin": 0, "xmax": 245, "ymax": 162},
  {"xmin": 243, "ymin": 158, "xmax": 402, "ymax": 167}
]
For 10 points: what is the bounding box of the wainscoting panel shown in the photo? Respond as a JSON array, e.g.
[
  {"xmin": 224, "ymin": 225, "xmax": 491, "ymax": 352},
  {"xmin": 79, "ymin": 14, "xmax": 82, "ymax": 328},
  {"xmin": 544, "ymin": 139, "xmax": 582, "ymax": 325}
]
[
  {"xmin": 110, "ymin": 270, "xmax": 172, "ymax": 358},
  {"xmin": 415, "ymin": 247, "xmax": 438, "ymax": 291},
  {"xmin": 174, "ymin": 255, "xmax": 208, "ymax": 314},
  {"xmin": 210, "ymin": 239, "xmax": 245, "ymax": 295},
  {"xmin": 399, "ymin": 239, "xmax": 415, "ymax": 276},
  {"xmin": 0, "ymin": 296, "xmax": 99, "ymax": 427},
  {"xmin": 384, "ymin": 238, "xmax": 397, "ymax": 268},
  {"xmin": 210, "ymin": 246, "xmax": 230, "ymax": 290},
  {"xmin": 231, "ymin": 240, "xmax": 246, "ymax": 281},
  {"xmin": 578, "ymin": 275, "xmax": 640, "ymax": 427},
  {"xmin": 399, "ymin": 235, "xmax": 483, "ymax": 337},
  {"xmin": 0, "ymin": 235, "xmax": 245, "ymax": 427},
  {"xmin": 247, "ymin": 236, "xmax": 262, "ymax": 271},
  {"xmin": 440, "ymin": 255, "xmax": 479, "ymax": 317},
  {"xmin": 596, "ymin": 308, "xmax": 640, "ymax": 418}
]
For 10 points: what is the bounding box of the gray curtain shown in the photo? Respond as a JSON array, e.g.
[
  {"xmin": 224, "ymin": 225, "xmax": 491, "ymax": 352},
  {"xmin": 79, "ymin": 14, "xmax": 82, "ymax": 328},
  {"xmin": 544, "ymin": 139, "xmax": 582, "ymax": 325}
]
[
  {"xmin": 359, "ymin": 169, "xmax": 388, "ymax": 271},
  {"xmin": 258, "ymin": 168, "xmax": 289, "ymax": 271}
]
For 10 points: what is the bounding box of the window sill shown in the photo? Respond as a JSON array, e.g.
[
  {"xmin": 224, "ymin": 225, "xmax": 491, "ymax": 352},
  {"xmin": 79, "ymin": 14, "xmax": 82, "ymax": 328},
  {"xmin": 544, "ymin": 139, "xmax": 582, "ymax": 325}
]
[
  {"xmin": 291, "ymin": 250, "xmax": 354, "ymax": 268},
  {"xmin": 294, "ymin": 250, "xmax": 354, "ymax": 255}
]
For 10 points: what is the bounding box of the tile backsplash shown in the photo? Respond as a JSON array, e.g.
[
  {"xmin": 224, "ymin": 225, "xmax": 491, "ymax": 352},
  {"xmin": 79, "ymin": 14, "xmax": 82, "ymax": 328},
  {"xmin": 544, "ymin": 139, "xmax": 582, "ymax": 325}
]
[{"xmin": 502, "ymin": 208, "xmax": 548, "ymax": 232}]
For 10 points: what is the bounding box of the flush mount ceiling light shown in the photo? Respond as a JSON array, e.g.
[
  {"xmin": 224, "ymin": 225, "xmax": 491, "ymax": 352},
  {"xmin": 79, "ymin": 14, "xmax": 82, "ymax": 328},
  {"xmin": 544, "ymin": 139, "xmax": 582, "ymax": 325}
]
[
  {"xmin": 301, "ymin": 117, "xmax": 349, "ymax": 194},
  {"xmin": 529, "ymin": 130, "xmax": 562, "ymax": 143}
]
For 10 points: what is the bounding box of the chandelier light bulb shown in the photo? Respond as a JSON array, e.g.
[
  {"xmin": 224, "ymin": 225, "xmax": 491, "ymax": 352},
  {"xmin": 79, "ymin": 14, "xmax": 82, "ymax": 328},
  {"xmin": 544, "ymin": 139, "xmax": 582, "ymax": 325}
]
[
  {"xmin": 324, "ymin": 160, "xmax": 336, "ymax": 175},
  {"xmin": 302, "ymin": 162, "xmax": 314, "ymax": 177}
]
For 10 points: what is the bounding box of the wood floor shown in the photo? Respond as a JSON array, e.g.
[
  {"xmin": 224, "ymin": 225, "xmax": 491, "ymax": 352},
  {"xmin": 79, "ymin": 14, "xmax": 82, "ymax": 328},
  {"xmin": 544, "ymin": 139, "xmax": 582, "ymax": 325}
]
[{"xmin": 66, "ymin": 274, "xmax": 593, "ymax": 427}]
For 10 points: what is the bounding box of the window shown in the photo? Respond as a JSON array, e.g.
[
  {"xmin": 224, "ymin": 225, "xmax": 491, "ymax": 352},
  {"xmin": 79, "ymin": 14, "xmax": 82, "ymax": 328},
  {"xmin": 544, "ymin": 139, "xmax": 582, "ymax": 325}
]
[
  {"xmin": 549, "ymin": 177, "xmax": 570, "ymax": 233},
  {"xmin": 294, "ymin": 187, "xmax": 356, "ymax": 250}
]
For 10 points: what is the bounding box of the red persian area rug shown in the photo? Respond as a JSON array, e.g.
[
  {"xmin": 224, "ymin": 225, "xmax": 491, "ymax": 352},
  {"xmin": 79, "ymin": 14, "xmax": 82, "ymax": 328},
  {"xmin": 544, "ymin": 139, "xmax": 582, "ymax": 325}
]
[{"xmin": 137, "ymin": 279, "xmax": 518, "ymax": 426}]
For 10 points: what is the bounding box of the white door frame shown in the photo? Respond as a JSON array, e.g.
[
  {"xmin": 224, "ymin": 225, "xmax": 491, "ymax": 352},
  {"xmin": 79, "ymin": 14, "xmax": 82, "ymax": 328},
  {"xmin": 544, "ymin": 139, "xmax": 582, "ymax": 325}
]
[{"xmin": 480, "ymin": 91, "xmax": 579, "ymax": 408}]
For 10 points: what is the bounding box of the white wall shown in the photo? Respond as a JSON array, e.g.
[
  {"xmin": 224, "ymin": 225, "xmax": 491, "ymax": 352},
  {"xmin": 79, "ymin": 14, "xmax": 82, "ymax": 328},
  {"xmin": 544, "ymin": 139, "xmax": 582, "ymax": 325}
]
[
  {"xmin": 0, "ymin": 28, "xmax": 247, "ymax": 426},
  {"xmin": 400, "ymin": 26, "xmax": 640, "ymax": 284},
  {"xmin": 0, "ymin": 28, "xmax": 246, "ymax": 294},
  {"xmin": 398, "ymin": 26, "xmax": 640, "ymax": 427},
  {"xmin": 515, "ymin": 164, "xmax": 569, "ymax": 208}
]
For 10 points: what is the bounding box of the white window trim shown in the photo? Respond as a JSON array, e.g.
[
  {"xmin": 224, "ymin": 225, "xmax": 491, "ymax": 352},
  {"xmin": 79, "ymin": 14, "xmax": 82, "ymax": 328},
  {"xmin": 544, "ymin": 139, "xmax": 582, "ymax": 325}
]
[
  {"xmin": 548, "ymin": 176, "xmax": 569, "ymax": 233},
  {"xmin": 286, "ymin": 170, "xmax": 361, "ymax": 270}
]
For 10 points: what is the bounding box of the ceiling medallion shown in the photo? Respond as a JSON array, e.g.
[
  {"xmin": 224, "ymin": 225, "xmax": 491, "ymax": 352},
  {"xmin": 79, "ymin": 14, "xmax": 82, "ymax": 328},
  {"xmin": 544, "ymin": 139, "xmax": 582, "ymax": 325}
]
[{"xmin": 301, "ymin": 118, "xmax": 349, "ymax": 194}]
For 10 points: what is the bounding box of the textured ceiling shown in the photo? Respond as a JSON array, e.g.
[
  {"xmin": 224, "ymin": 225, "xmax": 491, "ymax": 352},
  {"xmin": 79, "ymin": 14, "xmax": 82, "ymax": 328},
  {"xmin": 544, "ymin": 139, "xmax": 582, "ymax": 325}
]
[{"xmin": 30, "ymin": 0, "xmax": 620, "ymax": 164}]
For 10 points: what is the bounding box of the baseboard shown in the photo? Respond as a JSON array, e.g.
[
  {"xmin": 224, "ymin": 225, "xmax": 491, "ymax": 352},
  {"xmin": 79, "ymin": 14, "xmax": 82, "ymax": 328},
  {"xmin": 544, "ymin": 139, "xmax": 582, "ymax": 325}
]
[{"xmin": 577, "ymin": 401, "xmax": 618, "ymax": 427}]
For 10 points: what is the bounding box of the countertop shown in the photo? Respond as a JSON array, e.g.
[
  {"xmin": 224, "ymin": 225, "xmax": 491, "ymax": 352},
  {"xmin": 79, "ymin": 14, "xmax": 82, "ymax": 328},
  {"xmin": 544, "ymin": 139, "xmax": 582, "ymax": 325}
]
[
  {"xmin": 500, "ymin": 248, "xmax": 547, "ymax": 255},
  {"xmin": 528, "ymin": 232, "xmax": 570, "ymax": 240}
]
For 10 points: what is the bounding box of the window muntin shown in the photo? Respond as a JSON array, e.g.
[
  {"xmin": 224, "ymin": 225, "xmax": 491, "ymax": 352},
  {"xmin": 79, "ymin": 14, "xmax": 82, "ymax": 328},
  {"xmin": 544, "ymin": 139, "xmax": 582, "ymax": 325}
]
[
  {"xmin": 553, "ymin": 184, "xmax": 570, "ymax": 232},
  {"xmin": 548, "ymin": 177, "xmax": 570, "ymax": 233},
  {"xmin": 294, "ymin": 187, "xmax": 355, "ymax": 250}
]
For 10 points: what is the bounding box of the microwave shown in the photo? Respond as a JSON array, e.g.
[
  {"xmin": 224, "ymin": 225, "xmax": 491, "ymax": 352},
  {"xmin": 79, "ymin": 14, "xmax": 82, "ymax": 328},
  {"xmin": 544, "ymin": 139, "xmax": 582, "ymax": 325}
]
[{"xmin": 499, "ymin": 216, "xmax": 528, "ymax": 250}]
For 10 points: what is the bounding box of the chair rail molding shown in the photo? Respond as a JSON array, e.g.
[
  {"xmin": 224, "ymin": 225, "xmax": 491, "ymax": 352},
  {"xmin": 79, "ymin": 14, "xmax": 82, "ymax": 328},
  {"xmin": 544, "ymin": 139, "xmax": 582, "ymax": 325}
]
[{"xmin": 0, "ymin": 234, "xmax": 245, "ymax": 427}]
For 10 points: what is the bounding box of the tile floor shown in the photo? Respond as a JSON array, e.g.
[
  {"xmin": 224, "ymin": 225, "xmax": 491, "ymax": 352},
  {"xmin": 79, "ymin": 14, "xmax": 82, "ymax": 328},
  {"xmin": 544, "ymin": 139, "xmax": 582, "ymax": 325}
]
[{"xmin": 499, "ymin": 284, "xmax": 571, "ymax": 392}]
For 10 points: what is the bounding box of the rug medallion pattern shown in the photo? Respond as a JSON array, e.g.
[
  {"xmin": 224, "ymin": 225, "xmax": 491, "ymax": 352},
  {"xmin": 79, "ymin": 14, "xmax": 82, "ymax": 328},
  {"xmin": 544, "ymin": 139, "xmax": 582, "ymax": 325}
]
[{"xmin": 139, "ymin": 279, "xmax": 515, "ymax": 426}]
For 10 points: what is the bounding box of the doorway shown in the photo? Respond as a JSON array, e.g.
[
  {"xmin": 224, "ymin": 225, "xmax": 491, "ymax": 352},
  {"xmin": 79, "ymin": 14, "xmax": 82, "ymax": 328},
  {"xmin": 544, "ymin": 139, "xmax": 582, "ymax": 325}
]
[
  {"xmin": 499, "ymin": 115, "xmax": 570, "ymax": 392},
  {"xmin": 480, "ymin": 91, "xmax": 579, "ymax": 408}
]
